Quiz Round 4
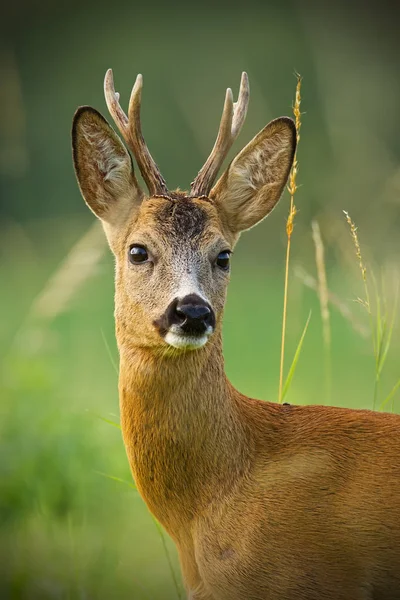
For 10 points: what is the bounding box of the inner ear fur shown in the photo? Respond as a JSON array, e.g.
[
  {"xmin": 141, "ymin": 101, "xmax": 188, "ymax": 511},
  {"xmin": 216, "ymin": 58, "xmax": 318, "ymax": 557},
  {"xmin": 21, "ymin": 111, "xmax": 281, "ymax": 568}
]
[
  {"xmin": 210, "ymin": 117, "xmax": 296, "ymax": 233},
  {"xmin": 72, "ymin": 106, "xmax": 143, "ymax": 227}
]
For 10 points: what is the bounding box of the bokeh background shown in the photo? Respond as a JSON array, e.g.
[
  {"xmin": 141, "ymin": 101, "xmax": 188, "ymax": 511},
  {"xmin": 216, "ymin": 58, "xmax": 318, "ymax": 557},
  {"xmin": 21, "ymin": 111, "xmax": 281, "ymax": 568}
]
[{"xmin": 1, "ymin": 0, "xmax": 400, "ymax": 597}]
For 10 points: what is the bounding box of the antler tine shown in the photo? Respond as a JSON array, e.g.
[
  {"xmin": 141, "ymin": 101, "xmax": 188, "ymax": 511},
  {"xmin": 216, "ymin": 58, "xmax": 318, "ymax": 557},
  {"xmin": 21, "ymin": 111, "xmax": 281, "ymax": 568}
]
[
  {"xmin": 127, "ymin": 73, "xmax": 169, "ymax": 196},
  {"xmin": 232, "ymin": 71, "xmax": 249, "ymax": 137},
  {"xmin": 104, "ymin": 69, "xmax": 168, "ymax": 197},
  {"xmin": 191, "ymin": 72, "xmax": 250, "ymax": 197},
  {"xmin": 104, "ymin": 69, "xmax": 129, "ymax": 134}
]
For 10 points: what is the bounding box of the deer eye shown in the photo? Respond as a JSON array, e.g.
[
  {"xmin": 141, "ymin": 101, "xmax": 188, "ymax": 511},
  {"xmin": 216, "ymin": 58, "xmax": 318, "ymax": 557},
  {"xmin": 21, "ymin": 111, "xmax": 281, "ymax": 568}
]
[
  {"xmin": 129, "ymin": 245, "xmax": 149, "ymax": 264},
  {"xmin": 216, "ymin": 251, "xmax": 231, "ymax": 270}
]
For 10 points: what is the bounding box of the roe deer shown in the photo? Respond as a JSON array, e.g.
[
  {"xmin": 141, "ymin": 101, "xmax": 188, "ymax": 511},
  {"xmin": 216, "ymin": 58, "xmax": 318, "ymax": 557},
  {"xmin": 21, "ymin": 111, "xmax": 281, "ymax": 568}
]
[{"xmin": 72, "ymin": 69, "xmax": 400, "ymax": 600}]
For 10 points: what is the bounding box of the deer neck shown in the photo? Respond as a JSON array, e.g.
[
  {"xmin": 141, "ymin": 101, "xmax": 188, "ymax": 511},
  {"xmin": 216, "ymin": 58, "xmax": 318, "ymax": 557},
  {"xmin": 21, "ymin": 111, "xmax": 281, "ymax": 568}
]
[{"xmin": 118, "ymin": 329, "xmax": 251, "ymax": 534}]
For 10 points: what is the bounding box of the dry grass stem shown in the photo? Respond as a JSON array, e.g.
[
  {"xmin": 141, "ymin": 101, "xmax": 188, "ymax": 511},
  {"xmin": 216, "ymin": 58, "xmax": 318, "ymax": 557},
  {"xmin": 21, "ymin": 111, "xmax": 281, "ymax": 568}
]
[
  {"xmin": 294, "ymin": 265, "xmax": 369, "ymax": 338},
  {"xmin": 342, "ymin": 210, "xmax": 396, "ymax": 410},
  {"xmin": 343, "ymin": 211, "xmax": 368, "ymax": 285},
  {"xmin": 278, "ymin": 72, "xmax": 302, "ymax": 403},
  {"xmin": 343, "ymin": 210, "xmax": 374, "ymax": 335},
  {"xmin": 12, "ymin": 222, "xmax": 107, "ymax": 355},
  {"xmin": 311, "ymin": 220, "xmax": 331, "ymax": 402},
  {"xmin": 29, "ymin": 221, "xmax": 106, "ymax": 321},
  {"xmin": 311, "ymin": 221, "xmax": 330, "ymax": 344}
]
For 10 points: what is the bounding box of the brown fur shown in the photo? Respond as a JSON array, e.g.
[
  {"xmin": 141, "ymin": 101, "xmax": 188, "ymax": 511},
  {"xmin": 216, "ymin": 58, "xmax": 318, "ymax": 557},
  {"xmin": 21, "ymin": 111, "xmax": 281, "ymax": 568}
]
[{"xmin": 72, "ymin": 92, "xmax": 400, "ymax": 600}]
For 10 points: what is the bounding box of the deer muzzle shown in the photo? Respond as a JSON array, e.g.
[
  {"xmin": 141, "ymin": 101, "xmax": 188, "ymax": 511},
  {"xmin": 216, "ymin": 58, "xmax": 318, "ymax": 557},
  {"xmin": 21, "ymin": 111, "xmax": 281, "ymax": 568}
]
[{"xmin": 154, "ymin": 294, "xmax": 216, "ymax": 349}]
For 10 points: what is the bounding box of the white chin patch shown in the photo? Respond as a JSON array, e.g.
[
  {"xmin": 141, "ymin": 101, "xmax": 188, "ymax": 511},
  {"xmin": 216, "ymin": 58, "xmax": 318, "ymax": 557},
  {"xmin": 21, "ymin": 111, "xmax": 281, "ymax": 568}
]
[{"xmin": 165, "ymin": 331, "xmax": 209, "ymax": 350}]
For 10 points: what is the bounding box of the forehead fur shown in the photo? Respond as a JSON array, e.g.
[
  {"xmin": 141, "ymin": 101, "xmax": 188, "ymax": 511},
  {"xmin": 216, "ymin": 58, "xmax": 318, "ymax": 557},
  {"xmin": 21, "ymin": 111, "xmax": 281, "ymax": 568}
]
[
  {"xmin": 129, "ymin": 195, "xmax": 228, "ymax": 245},
  {"xmin": 155, "ymin": 198, "xmax": 209, "ymax": 240}
]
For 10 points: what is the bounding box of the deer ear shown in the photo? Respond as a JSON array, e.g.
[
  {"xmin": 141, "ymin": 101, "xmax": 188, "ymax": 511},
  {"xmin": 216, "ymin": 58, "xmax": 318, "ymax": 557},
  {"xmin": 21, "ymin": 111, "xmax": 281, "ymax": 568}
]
[
  {"xmin": 72, "ymin": 106, "xmax": 143, "ymax": 230},
  {"xmin": 210, "ymin": 117, "xmax": 296, "ymax": 233}
]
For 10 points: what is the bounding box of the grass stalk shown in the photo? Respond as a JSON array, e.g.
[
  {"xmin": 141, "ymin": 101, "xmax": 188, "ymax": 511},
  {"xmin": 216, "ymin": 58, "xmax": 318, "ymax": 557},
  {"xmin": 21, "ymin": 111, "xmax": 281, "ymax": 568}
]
[
  {"xmin": 343, "ymin": 211, "xmax": 378, "ymax": 407},
  {"xmin": 343, "ymin": 211, "xmax": 399, "ymax": 411},
  {"xmin": 380, "ymin": 377, "xmax": 400, "ymax": 412},
  {"xmin": 28, "ymin": 221, "xmax": 106, "ymax": 322},
  {"xmin": 101, "ymin": 328, "xmax": 119, "ymax": 375},
  {"xmin": 280, "ymin": 311, "xmax": 312, "ymax": 403},
  {"xmin": 278, "ymin": 72, "xmax": 302, "ymax": 403},
  {"xmin": 95, "ymin": 471, "xmax": 138, "ymax": 490},
  {"xmin": 311, "ymin": 220, "xmax": 331, "ymax": 403},
  {"xmin": 294, "ymin": 265, "xmax": 369, "ymax": 338},
  {"xmin": 96, "ymin": 467, "xmax": 182, "ymax": 599},
  {"xmin": 153, "ymin": 518, "xmax": 183, "ymax": 600},
  {"xmin": 9, "ymin": 221, "xmax": 106, "ymax": 358},
  {"xmin": 343, "ymin": 212, "xmax": 374, "ymax": 333}
]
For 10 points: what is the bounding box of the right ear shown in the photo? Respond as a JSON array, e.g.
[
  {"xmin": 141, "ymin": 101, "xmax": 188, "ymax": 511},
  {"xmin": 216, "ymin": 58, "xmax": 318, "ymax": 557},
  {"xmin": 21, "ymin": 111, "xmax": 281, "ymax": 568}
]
[
  {"xmin": 210, "ymin": 117, "xmax": 296, "ymax": 234},
  {"xmin": 72, "ymin": 106, "xmax": 143, "ymax": 236}
]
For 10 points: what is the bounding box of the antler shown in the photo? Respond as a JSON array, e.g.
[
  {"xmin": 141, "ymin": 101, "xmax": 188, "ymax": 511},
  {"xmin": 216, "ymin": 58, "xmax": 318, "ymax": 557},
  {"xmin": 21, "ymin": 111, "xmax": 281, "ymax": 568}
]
[
  {"xmin": 190, "ymin": 72, "xmax": 250, "ymax": 197},
  {"xmin": 104, "ymin": 69, "xmax": 168, "ymax": 197}
]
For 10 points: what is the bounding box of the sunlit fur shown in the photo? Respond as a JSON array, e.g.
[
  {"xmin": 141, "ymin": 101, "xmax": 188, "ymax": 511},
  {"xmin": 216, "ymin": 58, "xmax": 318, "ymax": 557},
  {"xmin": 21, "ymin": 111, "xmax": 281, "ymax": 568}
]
[{"xmin": 72, "ymin": 104, "xmax": 400, "ymax": 600}]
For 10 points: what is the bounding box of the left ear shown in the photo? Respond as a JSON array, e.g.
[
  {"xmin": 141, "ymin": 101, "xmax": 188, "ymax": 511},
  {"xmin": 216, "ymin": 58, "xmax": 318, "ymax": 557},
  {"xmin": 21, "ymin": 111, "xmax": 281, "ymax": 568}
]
[{"xmin": 210, "ymin": 117, "xmax": 296, "ymax": 233}]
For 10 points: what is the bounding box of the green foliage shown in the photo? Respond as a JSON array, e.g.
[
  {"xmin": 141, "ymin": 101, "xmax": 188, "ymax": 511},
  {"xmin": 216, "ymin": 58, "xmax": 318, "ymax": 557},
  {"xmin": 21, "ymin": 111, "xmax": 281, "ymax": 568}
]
[
  {"xmin": 343, "ymin": 212, "xmax": 399, "ymax": 411},
  {"xmin": 280, "ymin": 312, "xmax": 311, "ymax": 403}
]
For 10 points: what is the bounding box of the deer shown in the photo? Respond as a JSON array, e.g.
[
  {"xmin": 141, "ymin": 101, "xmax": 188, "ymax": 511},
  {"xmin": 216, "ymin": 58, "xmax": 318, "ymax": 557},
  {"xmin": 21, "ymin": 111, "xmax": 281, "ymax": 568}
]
[{"xmin": 72, "ymin": 68, "xmax": 400, "ymax": 600}]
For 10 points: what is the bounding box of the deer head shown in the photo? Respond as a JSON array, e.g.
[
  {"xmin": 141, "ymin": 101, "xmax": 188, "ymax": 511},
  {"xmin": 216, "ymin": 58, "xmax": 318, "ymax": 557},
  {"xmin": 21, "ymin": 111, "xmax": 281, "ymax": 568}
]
[{"xmin": 72, "ymin": 70, "xmax": 296, "ymax": 352}]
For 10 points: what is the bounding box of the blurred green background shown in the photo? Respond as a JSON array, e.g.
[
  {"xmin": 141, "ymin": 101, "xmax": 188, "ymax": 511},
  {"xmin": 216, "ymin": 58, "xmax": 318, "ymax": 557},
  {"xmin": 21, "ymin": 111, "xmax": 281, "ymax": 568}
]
[{"xmin": 1, "ymin": 0, "xmax": 399, "ymax": 598}]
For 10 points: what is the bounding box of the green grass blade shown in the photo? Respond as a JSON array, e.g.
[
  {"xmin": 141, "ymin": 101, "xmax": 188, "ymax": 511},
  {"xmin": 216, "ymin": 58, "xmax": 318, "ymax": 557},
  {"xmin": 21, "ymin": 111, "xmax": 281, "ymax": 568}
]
[
  {"xmin": 376, "ymin": 302, "xmax": 382, "ymax": 367},
  {"xmin": 378, "ymin": 310, "xmax": 395, "ymax": 377},
  {"xmin": 96, "ymin": 471, "xmax": 182, "ymax": 598},
  {"xmin": 281, "ymin": 311, "xmax": 311, "ymax": 403},
  {"xmin": 152, "ymin": 518, "xmax": 183, "ymax": 600},
  {"xmin": 96, "ymin": 415, "xmax": 121, "ymax": 428},
  {"xmin": 86, "ymin": 409, "xmax": 121, "ymax": 429},
  {"xmin": 94, "ymin": 471, "xmax": 138, "ymax": 491},
  {"xmin": 378, "ymin": 283, "xmax": 399, "ymax": 378},
  {"xmin": 101, "ymin": 328, "xmax": 119, "ymax": 375},
  {"xmin": 380, "ymin": 378, "xmax": 400, "ymax": 412},
  {"xmin": 371, "ymin": 271, "xmax": 384, "ymax": 366}
]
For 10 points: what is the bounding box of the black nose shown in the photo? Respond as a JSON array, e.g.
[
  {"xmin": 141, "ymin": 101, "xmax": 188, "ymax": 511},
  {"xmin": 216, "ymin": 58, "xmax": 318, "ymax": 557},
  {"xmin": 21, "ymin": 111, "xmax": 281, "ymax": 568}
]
[
  {"xmin": 174, "ymin": 294, "xmax": 215, "ymax": 335},
  {"xmin": 154, "ymin": 294, "xmax": 216, "ymax": 338}
]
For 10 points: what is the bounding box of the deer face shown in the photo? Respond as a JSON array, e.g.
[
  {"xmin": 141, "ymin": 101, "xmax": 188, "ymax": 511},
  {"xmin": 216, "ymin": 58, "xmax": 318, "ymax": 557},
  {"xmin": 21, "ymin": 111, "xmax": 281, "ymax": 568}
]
[
  {"xmin": 112, "ymin": 194, "xmax": 234, "ymax": 350},
  {"xmin": 72, "ymin": 73, "xmax": 296, "ymax": 351}
]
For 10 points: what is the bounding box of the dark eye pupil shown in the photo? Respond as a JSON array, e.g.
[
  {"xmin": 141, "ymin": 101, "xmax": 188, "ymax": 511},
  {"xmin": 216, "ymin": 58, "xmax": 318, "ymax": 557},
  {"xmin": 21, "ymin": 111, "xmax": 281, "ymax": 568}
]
[
  {"xmin": 129, "ymin": 245, "xmax": 148, "ymax": 263},
  {"xmin": 216, "ymin": 251, "xmax": 230, "ymax": 269}
]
